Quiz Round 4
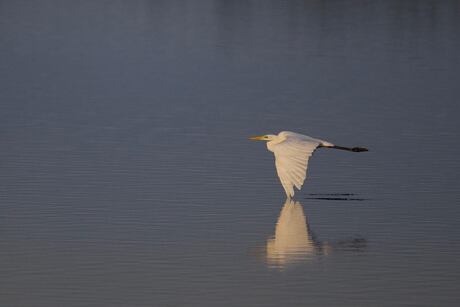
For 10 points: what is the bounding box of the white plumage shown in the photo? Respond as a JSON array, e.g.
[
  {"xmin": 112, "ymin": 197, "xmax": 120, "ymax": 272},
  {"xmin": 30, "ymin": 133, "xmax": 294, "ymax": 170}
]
[{"xmin": 250, "ymin": 131, "xmax": 367, "ymax": 198}]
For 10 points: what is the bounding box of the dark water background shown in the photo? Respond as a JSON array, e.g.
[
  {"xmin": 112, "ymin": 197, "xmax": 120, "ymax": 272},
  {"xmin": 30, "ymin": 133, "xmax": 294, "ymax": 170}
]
[{"xmin": 1, "ymin": 1, "xmax": 460, "ymax": 306}]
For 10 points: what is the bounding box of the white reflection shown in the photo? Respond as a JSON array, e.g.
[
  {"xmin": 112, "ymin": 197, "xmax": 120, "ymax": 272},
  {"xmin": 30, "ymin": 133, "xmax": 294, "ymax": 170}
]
[{"xmin": 266, "ymin": 199, "xmax": 329, "ymax": 268}]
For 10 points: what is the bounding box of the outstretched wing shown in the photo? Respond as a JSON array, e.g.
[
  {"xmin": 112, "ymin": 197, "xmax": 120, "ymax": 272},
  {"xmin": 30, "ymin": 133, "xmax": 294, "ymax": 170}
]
[{"xmin": 272, "ymin": 136, "xmax": 320, "ymax": 198}]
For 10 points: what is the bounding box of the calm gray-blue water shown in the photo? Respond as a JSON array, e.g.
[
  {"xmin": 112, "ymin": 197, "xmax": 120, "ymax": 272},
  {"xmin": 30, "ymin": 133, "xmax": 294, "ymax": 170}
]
[{"xmin": 1, "ymin": 1, "xmax": 460, "ymax": 306}]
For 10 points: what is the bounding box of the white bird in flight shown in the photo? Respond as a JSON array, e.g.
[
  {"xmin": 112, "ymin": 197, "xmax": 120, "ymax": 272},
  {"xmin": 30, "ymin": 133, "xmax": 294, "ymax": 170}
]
[{"xmin": 250, "ymin": 131, "xmax": 368, "ymax": 198}]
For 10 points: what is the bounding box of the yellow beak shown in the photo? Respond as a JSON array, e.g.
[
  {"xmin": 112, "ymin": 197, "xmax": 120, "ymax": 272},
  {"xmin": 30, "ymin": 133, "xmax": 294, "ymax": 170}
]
[{"xmin": 249, "ymin": 135, "xmax": 265, "ymax": 141}]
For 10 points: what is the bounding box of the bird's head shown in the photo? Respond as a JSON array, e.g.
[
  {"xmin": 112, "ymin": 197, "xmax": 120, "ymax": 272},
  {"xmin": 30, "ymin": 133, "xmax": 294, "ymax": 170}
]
[{"xmin": 249, "ymin": 134, "xmax": 277, "ymax": 141}]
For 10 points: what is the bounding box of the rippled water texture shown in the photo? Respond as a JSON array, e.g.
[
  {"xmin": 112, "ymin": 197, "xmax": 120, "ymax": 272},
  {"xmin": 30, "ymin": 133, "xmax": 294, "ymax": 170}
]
[{"xmin": 1, "ymin": 1, "xmax": 460, "ymax": 306}]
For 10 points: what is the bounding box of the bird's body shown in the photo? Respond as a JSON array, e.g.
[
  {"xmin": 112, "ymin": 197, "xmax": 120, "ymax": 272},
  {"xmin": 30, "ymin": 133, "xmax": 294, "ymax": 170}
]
[{"xmin": 250, "ymin": 131, "xmax": 368, "ymax": 198}]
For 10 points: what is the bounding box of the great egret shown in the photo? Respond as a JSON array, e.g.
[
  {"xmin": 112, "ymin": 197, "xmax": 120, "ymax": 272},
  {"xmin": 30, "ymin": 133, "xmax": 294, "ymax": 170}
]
[{"xmin": 250, "ymin": 131, "xmax": 368, "ymax": 198}]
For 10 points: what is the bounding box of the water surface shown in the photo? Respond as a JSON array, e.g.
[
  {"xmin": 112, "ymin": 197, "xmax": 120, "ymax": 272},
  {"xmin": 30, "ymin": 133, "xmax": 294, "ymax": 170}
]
[{"xmin": 1, "ymin": 1, "xmax": 460, "ymax": 306}]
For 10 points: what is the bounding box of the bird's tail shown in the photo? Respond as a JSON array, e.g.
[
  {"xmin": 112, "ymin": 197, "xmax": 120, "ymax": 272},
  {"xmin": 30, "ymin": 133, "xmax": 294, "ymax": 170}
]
[{"xmin": 329, "ymin": 145, "xmax": 369, "ymax": 152}]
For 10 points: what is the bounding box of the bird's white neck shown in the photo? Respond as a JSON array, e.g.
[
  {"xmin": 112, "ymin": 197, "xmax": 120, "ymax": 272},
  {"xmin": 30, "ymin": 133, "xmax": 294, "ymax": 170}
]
[{"xmin": 266, "ymin": 134, "xmax": 284, "ymax": 152}]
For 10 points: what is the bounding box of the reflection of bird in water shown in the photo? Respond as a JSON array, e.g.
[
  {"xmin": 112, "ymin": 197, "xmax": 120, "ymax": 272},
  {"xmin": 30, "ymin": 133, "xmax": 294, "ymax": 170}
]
[
  {"xmin": 265, "ymin": 199, "xmax": 367, "ymax": 269},
  {"xmin": 266, "ymin": 199, "xmax": 329, "ymax": 268},
  {"xmin": 250, "ymin": 131, "xmax": 368, "ymax": 198}
]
